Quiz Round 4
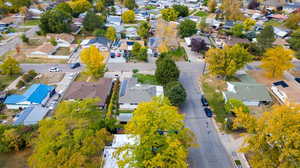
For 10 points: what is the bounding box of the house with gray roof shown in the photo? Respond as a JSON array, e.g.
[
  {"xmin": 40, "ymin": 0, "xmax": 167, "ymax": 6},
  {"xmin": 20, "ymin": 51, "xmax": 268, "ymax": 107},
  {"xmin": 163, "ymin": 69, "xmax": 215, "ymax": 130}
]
[
  {"xmin": 119, "ymin": 78, "xmax": 163, "ymax": 111},
  {"xmin": 222, "ymin": 74, "xmax": 272, "ymax": 106}
]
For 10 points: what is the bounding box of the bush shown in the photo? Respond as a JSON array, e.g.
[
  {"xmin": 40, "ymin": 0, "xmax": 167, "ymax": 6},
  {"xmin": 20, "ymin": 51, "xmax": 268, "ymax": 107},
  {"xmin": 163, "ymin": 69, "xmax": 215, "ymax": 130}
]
[
  {"xmin": 22, "ymin": 70, "xmax": 38, "ymax": 83},
  {"xmin": 93, "ymin": 29, "xmax": 106, "ymax": 37},
  {"xmin": 16, "ymin": 80, "xmax": 25, "ymax": 89},
  {"xmin": 132, "ymin": 69, "xmax": 139, "ymax": 73},
  {"xmin": 165, "ymin": 81, "xmax": 187, "ymax": 106},
  {"xmin": 21, "ymin": 34, "xmax": 29, "ymax": 43},
  {"xmin": 28, "ymin": 70, "xmax": 38, "ymax": 78}
]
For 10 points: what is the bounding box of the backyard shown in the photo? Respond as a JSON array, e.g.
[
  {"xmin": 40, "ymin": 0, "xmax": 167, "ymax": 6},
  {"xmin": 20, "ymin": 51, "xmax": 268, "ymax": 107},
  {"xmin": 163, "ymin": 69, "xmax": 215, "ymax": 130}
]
[
  {"xmin": 133, "ymin": 73, "xmax": 158, "ymax": 85},
  {"xmin": 0, "ymin": 75, "xmax": 19, "ymax": 90},
  {"xmin": 0, "ymin": 149, "xmax": 31, "ymax": 168}
]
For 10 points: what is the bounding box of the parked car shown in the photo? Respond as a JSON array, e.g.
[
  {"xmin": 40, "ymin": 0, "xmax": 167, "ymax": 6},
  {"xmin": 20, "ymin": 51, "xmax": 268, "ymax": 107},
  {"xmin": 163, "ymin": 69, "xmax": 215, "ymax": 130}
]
[
  {"xmin": 201, "ymin": 95, "xmax": 209, "ymax": 106},
  {"xmin": 69, "ymin": 62, "xmax": 80, "ymax": 69},
  {"xmin": 49, "ymin": 67, "xmax": 61, "ymax": 72},
  {"xmin": 204, "ymin": 107, "xmax": 213, "ymax": 117}
]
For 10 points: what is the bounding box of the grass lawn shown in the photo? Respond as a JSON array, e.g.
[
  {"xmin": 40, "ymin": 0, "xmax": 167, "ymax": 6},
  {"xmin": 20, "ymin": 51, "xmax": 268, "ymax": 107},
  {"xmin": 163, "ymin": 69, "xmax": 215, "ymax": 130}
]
[
  {"xmin": 263, "ymin": 20, "xmax": 282, "ymax": 27},
  {"xmin": 119, "ymin": 110, "xmax": 134, "ymax": 113},
  {"xmin": 194, "ymin": 11, "xmax": 208, "ymax": 17},
  {"xmin": 202, "ymin": 81, "xmax": 228, "ymax": 123},
  {"xmin": 75, "ymin": 72, "xmax": 98, "ymax": 82},
  {"xmin": 0, "ymin": 50, "xmax": 16, "ymax": 61},
  {"xmin": 133, "ymin": 73, "xmax": 158, "ymax": 85},
  {"xmin": 0, "ymin": 75, "xmax": 19, "ymax": 90},
  {"xmin": 22, "ymin": 20, "xmax": 40, "ymax": 26},
  {"xmin": 168, "ymin": 47, "xmax": 188, "ymax": 61},
  {"xmin": 23, "ymin": 58, "xmax": 67, "ymax": 64},
  {"xmin": 0, "ymin": 149, "xmax": 32, "ymax": 168},
  {"xmin": 54, "ymin": 47, "xmax": 70, "ymax": 56}
]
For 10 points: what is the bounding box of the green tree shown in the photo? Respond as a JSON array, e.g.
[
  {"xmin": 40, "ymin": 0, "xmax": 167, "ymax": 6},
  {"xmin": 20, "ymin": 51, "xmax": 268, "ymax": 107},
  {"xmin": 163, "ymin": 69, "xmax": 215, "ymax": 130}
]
[
  {"xmin": 83, "ymin": 11, "xmax": 105, "ymax": 32},
  {"xmin": 105, "ymin": 26, "xmax": 116, "ymax": 41},
  {"xmin": 256, "ymin": 25, "xmax": 275, "ymax": 52},
  {"xmin": 233, "ymin": 104, "xmax": 300, "ymax": 168},
  {"xmin": 116, "ymin": 97, "xmax": 195, "ymax": 168},
  {"xmin": 39, "ymin": 9, "xmax": 72, "ymax": 33},
  {"xmin": 225, "ymin": 98, "xmax": 249, "ymax": 114},
  {"xmin": 288, "ymin": 29, "xmax": 300, "ymax": 58},
  {"xmin": 205, "ymin": 44, "xmax": 253, "ymax": 79},
  {"xmin": 155, "ymin": 58, "xmax": 180, "ymax": 85},
  {"xmin": 49, "ymin": 37, "xmax": 57, "ymax": 46},
  {"xmin": 161, "ymin": 8, "xmax": 178, "ymax": 21},
  {"xmin": 122, "ymin": 10, "xmax": 135, "ymax": 23},
  {"xmin": 55, "ymin": 2, "xmax": 73, "ymax": 14},
  {"xmin": 131, "ymin": 42, "xmax": 142, "ymax": 57},
  {"xmin": 21, "ymin": 34, "xmax": 29, "ymax": 43},
  {"xmin": 198, "ymin": 17, "xmax": 208, "ymax": 32},
  {"xmin": 124, "ymin": 0, "xmax": 136, "ymax": 10},
  {"xmin": 172, "ymin": 5, "xmax": 189, "ymax": 17},
  {"xmin": 165, "ymin": 81, "xmax": 186, "ymax": 106},
  {"xmin": 0, "ymin": 56, "xmax": 21, "ymax": 76},
  {"xmin": 28, "ymin": 99, "xmax": 114, "ymax": 168},
  {"xmin": 93, "ymin": 29, "xmax": 106, "ymax": 37},
  {"xmin": 243, "ymin": 18, "xmax": 256, "ymax": 31},
  {"xmin": 285, "ymin": 13, "xmax": 300, "ymax": 30},
  {"xmin": 230, "ymin": 23, "xmax": 244, "ymax": 37},
  {"xmin": 137, "ymin": 21, "xmax": 151, "ymax": 39},
  {"xmin": 178, "ymin": 19, "xmax": 197, "ymax": 38}
]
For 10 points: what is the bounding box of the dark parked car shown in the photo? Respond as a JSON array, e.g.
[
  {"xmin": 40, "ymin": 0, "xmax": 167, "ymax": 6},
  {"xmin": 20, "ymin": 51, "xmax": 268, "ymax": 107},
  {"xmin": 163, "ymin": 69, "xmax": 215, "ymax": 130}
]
[
  {"xmin": 201, "ymin": 95, "xmax": 209, "ymax": 106},
  {"xmin": 69, "ymin": 62, "xmax": 80, "ymax": 69},
  {"xmin": 204, "ymin": 108, "xmax": 212, "ymax": 117}
]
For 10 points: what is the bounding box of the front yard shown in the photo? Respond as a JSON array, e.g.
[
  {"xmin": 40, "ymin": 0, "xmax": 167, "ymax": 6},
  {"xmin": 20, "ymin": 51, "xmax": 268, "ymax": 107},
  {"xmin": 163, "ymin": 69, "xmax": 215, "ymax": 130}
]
[{"xmin": 21, "ymin": 20, "xmax": 40, "ymax": 26}]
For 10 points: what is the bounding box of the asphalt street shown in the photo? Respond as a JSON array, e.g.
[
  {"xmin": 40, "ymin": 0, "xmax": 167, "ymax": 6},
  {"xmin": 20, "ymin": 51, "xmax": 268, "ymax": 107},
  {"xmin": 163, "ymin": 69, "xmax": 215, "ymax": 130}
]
[
  {"xmin": 179, "ymin": 67, "xmax": 233, "ymax": 168},
  {"xmin": 18, "ymin": 62, "xmax": 234, "ymax": 168}
]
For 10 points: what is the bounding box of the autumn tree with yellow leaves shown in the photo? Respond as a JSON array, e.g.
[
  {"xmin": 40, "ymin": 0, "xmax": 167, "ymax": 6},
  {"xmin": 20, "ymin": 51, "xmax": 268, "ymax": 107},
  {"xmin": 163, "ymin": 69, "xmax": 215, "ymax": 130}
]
[
  {"xmin": 221, "ymin": 0, "xmax": 244, "ymax": 20},
  {"xmin": 80, "ymin": 45, "xmax": 106, "ymax": 78},
  {"xmin": 233, "ymin": 104, "xmax": 300, "ymax": 168},
  {"xmin": 205, "ymin": 44, "xmax": 253, "ymax": 79},
  {"xmin": 116, "ymin": 97, "xmax": 196, "ymax": 168},
  {"xmin": 260, "ymin": 46, "xmax": 294, "ymax": 78}
]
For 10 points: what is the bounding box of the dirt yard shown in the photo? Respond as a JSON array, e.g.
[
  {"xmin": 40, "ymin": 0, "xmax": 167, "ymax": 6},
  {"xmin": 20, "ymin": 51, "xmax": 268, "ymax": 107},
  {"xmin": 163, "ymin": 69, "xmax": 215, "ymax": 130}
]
[
  {"xmin": 34, "ymin": 72, "xmax": 65, "ymax": 85},
  {"xmin": 0, "ymin": 149, "xmax": 32, "ymax": 168}
]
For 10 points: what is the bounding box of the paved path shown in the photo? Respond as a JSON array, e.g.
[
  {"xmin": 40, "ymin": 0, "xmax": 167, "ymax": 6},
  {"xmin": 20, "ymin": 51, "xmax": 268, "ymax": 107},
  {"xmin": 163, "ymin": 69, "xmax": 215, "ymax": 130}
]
[{"xmin": 179, "ymin": 64, "xmax": 234, "ymax": 168}]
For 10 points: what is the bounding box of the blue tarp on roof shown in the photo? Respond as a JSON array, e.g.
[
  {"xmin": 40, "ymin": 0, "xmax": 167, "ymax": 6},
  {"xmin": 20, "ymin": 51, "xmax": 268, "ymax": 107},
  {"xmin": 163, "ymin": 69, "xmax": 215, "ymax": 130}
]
[{"xmin": 4, "ymin": 84, "xmax": 55, "ymax": 104}]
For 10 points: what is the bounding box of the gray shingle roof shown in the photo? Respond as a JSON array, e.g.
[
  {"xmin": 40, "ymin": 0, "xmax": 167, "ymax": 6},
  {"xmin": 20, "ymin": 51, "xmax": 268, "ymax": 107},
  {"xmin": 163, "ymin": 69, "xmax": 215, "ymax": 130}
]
[{"xmin": 119, "ymin": 78, "xmax": 159, "ymax": 104}]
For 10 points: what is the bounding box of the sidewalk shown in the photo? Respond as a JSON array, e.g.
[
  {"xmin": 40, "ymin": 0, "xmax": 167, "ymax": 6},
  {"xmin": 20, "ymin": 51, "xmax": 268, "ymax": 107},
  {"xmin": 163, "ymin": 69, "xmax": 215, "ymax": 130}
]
[{"xmin": 211, "ymin": 119, "xmax": 251, "ymax": 168}]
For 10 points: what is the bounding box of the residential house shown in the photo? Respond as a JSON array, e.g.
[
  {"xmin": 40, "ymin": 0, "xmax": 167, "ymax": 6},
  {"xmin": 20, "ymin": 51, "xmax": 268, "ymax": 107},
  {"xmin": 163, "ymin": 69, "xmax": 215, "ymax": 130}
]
[
  {"xmin": 125, "ymin": 27, "xmax": 139, "ymax": 39},
  {"xmin": 273, "ymin": 38, "xmax": 289, "ymax": 48},
  {"xmin": 223, "ymin": 36, "xmax": 250, "ymax": 46},
  {"xmin": 13, "ymin": 105, "xmax": 50, "ymax": 125},
  {"xmin": 267, "ymin": 14, "xmax": 288, "ymax": 21},
  {"xmin": 47, "ymin": 33, "xmax": 75, "ymax": 47},
  {"xmin": 106, "ymin": 15, "xmax": 122, "ymax": 26},
  {"xmin": 223, "ymin": 20, "xmax": 235, "ymax": 29},
  {"xmin": 283, "ymin": 2, "xmax": 300, "ymax": 13},
  {"xmin": 119, "ymin": 39, "xmax": 144, "ymax": 52},
  {"xmin": 0, "ymin": 16, "xmax": 20, "ymax": 27},
  {"xmin": 119, "ymin": 78, "xmax": 163, "ymax": 111},
  {"xmin": 81, "ymin": 37, "xmax": 111, "ymax": 50},
  {"xmin": 270, "ymin": 80, "xmax": 300, "ymax": 104},
  {"xmin": 273, "ymin": 27, "xmax": 290, "ymax": 38},
  {"xmin": 63, "ymin": 78, "xmax": 113, "ymax": 109},
  {"xmin": 4, "ymin": 84, "xmax": 55, "ymax": 109},
  {"xmin": 28, "ymin": 8, "xmax": 44, "ymax": 19},
  {"xmin": 102, "ymin": 134, "xmax": 139, "ymax": 168},
  {"xmin": 222, "ymin": 74, "xmax": 272, "ymax": 106},
  {"xmin": 26, "ymin": 42, "xmax": 58, "ymax": 58},
  {"xmin": 72, "ymin": 18, "xmax": 84, "ymax": 27}
]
